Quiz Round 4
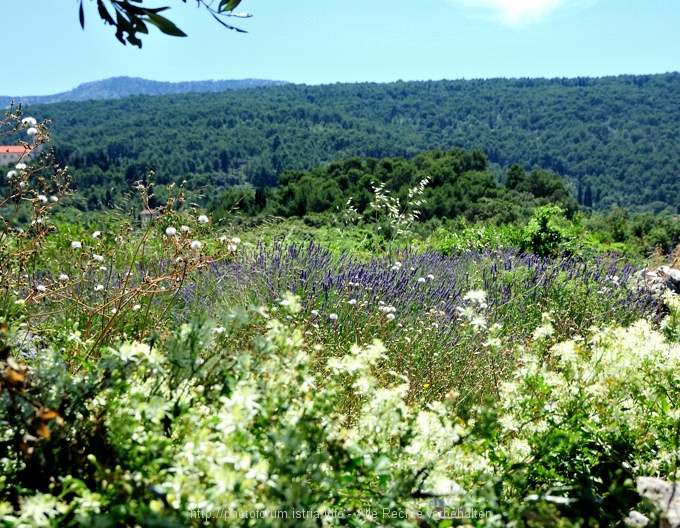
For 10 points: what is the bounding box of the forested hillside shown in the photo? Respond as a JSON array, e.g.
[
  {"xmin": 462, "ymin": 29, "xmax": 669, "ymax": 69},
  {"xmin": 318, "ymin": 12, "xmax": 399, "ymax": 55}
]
[{"xmin": 9, "ymin": 73, "xmax": 680, "ymax": 215}]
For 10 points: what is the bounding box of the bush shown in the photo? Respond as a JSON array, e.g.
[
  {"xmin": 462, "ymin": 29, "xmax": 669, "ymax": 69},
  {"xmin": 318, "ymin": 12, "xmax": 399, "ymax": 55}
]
[{"xmin": 519, "ymin": 204, "xmax": 573, "ymax": 257}]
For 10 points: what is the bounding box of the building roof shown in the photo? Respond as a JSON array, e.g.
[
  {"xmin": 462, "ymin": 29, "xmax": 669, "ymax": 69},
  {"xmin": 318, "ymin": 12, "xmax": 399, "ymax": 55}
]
[{"xmin": 0, "ymin": 145, "xmax": 27, "ymax": 154}]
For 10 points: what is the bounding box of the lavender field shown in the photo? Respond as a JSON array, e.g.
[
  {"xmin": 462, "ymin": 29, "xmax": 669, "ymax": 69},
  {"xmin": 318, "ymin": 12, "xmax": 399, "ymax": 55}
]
[{"xmin": 170, "ymin": 239, "xmax": 659, "ymax": 402}]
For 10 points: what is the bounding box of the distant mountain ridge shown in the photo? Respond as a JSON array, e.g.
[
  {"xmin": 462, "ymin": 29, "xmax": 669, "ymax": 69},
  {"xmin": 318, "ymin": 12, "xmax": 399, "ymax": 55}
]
[{"xmin": 2, "ymin": 77, "xmax": 289, "ymax": 105}]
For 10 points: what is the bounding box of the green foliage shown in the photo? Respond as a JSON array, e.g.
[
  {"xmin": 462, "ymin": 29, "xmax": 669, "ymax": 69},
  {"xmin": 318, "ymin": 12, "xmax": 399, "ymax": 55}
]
[
  {"xmin": 79, "ymin": 0, "xmax": 248, "ymax": 48},
  {"xmin": 428, "ymin": 220, "xmax": 519, "ymax": 256},
  {"xmin": 514, "ymin": 168, "xmax": 579, "ymax": 219},
  {"xmin": 519, "ymin": 205, "xmax": 573, "ymax": 257},
  {"xmin": 207, "ymin": 184, "xmax": 267, "ymax": 220},
  {"xmin": 16, "ymin": 73, "xmax": 680, "ymax": 216},
  {"xmin": 252, "ymin": 148, "xmax": 576, "ymax": 232},
  {"xmin": 504, "ymin": 163, "xmax": 525, "ymax": 191},
  {"xmin": 584, "ymin": 207, "xmax": 680, "ymax": 256},
  {"xmin": 482, "ymin": 313, "xmax": 680, "ymax": 524}
]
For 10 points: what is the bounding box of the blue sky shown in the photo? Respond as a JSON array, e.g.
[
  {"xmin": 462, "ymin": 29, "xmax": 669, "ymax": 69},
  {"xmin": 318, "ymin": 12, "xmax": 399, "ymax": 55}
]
[{"xmin": 1, "ymin": 0, "xmax": 679, "ymax": 95}]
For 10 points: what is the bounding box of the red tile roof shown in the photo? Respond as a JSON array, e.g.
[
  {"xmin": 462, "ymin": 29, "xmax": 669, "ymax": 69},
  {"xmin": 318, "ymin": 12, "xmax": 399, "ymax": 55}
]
[{"xmin": 0, "ymin": 146, "xmax": 27, "ymax": 154}]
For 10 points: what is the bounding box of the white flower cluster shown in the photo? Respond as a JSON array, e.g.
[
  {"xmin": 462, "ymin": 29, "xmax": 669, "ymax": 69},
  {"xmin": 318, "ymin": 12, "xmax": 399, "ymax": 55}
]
[
  {"xmin": 496, "ymin": 304, "xmax": 680, "ymax": 473},
  {"xmin": 377, "ymin": 301, "xmax": 397, "ymax": 320}
]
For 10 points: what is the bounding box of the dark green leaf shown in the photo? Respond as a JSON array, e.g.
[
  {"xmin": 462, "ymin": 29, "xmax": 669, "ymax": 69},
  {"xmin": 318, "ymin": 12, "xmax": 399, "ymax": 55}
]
[
  {"xmin": 219, "ymin": 0, "xmax": 242, "ymax": 12},
  {"xmin": 96, "ymin": 0, "xmax": 115, "ymax": 25},
  {"xmin": 115, "ymin": 2, "xmax": 148, "ymax": 16},
  {"xmin": 144, "ymin": 12, "xmax": 187, "ymax": 37}
]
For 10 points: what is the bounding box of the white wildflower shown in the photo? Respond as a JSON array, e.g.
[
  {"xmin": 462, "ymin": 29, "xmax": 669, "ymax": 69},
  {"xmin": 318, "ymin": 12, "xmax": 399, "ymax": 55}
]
[
  {"xmin": 92, "ymin": 231, "xmax": 101, "ymax": 238},
  {"xmin": 37, "ymin": 194, "xmax": 47, "ymax": 203},
  {"xmin": 6, "ymin": 170, "xmax": 17, "ymax": 179},
  {"xmin": 93, "ymin": 254, "xmax": 104, "ymax": 262},
  {"xmin": 181, "ymin": 225, "xmax": 190, "ymax": 232},
  {"xmin": 227, "ymin": 243, "xmax": 238, "ymax": 252},
  {"xmin": 71, "ymin": 241, "xmax": 82, "ymax": 249},
  {"xmin": 427, "ymin": 274, "xmax": 435, "ymax": 280},
  {"xmin": 470, "ymin": 315, "xmax": 487, "ymax": 331},
  {"xmin": 311, "ymin": 309, "xmax": 319, "ymax": 316},
  {"xmin": 26, "ymin": 127, "xmax": 39, "ymax": 136},
  {"xmin": 464, "ymin": 290, "xmax": 487, "ymax": 302},
  {"xmin": 15, "ymin": 162, "xmax": 27, "ymax": 170},
  {"xmin": 111, "ymin": 308, "xmax": 118, "ymax": 314},
  {"xmin": 132, "ymin": 304, "xmax": 141, "ymax": 311},
  {"xmin": 218, "ymin": 236, "xmax": 227, "ymax": 242},
  {"xmin": 347, "ymin": 299, "xmax": 357, "ymax": 305},
  {"xmin": 58, "ymin": 274, "xmax": 69, "ymax": 281},
  {"xmin": 94, "ymin": 285, "xmax": 104, "ymax": 292},
  {"xmin": 329, "ymin": 313, "xmax": 338, "ymax": 320},
  {"xmin": 50, "ymin": 196, "xmax": 58, "ymax": 202},
  {"xmin": 165, "ymin": 227, "xmax": 177, "ymax": 236},
  {"xmin": 198, "ymin": 215, "xmax": 209, "ymax": 224},
  {"xmin": 21, "ymin": 117, "xmax": 37, "ymax": 126},
  {"xmin": 417, "ymin": 277, "xmax": 426, "ymax": 283},
  {"xmin": 231, "ymin": 237, "xmax": 241, "ymax": 244},
  {"xmin": 533, "ymin": 321, "xmax": 555, "ymax": 340},
  {"xmin": 190, "ymin": 240, "xmax": 201, "ymax": 250},
  {"xmin": 386, "ymin": 313, "xmax": 396, "ymax": 321},
  {"xmin": 36, "ymin": 284, "xmax": 46, "ymax": 292}
]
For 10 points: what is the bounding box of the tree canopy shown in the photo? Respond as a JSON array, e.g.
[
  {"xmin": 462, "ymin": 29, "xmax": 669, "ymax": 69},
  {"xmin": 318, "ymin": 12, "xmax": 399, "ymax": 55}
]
[
  {"xmin": 16, "ymin": 73, "xmax": 679, "ymax": 217},
  {"xmin": 79, "ymin": 0, "xmax": 250, "ymax": 47}
]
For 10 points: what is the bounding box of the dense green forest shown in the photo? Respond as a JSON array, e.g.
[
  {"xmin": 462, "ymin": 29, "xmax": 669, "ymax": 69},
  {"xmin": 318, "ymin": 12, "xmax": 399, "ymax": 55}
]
[
  {"xmin": 4, "ymin": 73, "xmax": 680, "ymax": 216},
  {"xmin": 209, "ymin": 148, "xmax": 578, "ymax": 225}
]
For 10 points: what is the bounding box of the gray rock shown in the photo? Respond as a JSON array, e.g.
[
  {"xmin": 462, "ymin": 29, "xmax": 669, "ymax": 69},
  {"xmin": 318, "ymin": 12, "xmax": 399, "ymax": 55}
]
[
  {"xmin": 10, "ymin": 329, "xmax": 47, "ymax": 361},
  {"xmin": 638, "ymin": 266, "xmax": 680, "ymax": 296},
  {"xmin": 624, "ymin": 510, "xmax": 650, "ymax": 527},
  {"xmin": 636, "ymin": 476, "xmax": 680, "ymax": 528},
  {"xmin": 666, "ymin": 268, "xmax": 680, "ymax": 284}
]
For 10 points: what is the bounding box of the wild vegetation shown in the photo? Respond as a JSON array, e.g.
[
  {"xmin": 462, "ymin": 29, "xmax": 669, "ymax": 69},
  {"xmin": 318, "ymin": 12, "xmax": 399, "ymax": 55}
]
[{"xmin": 2, "ymin": 91, "xmax": 680, "ymax": 526}]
